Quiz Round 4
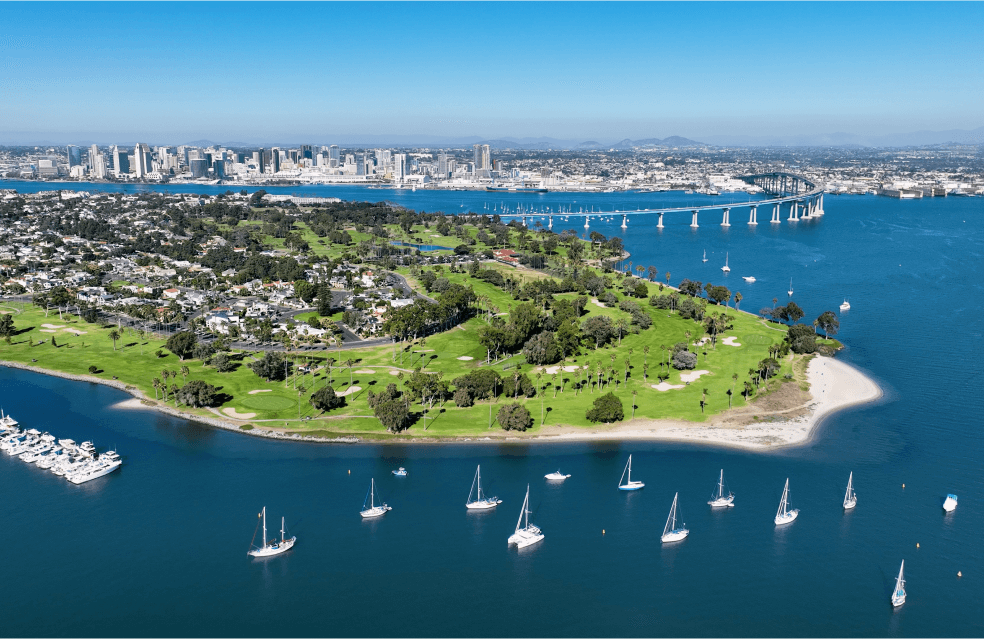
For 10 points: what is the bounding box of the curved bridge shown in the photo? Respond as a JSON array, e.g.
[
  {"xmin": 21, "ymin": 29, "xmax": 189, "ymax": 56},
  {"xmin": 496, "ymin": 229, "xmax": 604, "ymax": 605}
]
[{"xmin": 512, "ymin": 172, "xmax": 825, "ymax": 230}]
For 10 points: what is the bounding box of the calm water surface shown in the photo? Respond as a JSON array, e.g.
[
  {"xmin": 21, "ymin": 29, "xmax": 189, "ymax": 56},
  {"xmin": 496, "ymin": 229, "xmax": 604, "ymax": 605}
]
[{"xmin": 0, "ymin": 186, "xmax": 982, "ymax": 637}]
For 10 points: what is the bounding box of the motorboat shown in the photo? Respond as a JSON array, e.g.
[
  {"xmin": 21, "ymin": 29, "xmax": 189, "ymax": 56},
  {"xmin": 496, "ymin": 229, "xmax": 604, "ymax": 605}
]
[
  {"xmin": 774, "ymin": 478, "xmax": 799, "ymax": 525},
  {"xmin": 661, "ymin": 493, "xmax": 689, "ymax": 543},
  {"xmin": 742, "ymin": 276, "xmax": 756, "ymax": 283},
  {"xmin": 708, "ymin": 469, "xmax": 735, "ymax": 507},
  {"xmin": 248, "ymin": 507, "xmax": 296, "ymax": 558},
  {"xmin": 466, "ymin": 465, "xmax": 502, "ymax": 510},
  {"xmin": 507, "ymin": 485, "xmax": 544, "ymax": 549},
  {"xmin": 360, "ymin": 478, "xmax": 392, "ymax": 518},
  {"xmin": 544, "ymin": 470, "xmax": 571, "ymax": 481},
  {"xmin": 618, "ymin": 454, "xmax": 644, "ymax": 491},
  {"xmin": 843, "ymin": 472, "xmax": 857, "ymax": 510},
  {"xmin": 67, "ymin": 451, "xmax": 122, "ymax": 484},
  {"xmin": 943, "ymin": 494, "xmax": 958, "ymax": 512},
  {"xmin": 392, "ymin": 467, "xmax": 407, "ymax": 476}
]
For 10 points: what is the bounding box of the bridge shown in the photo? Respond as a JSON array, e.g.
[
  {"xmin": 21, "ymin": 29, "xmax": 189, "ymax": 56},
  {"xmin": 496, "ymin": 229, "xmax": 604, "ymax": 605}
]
[{"xmin": 509, "ymin": 172, "xmax": 825, "ymax": 230}]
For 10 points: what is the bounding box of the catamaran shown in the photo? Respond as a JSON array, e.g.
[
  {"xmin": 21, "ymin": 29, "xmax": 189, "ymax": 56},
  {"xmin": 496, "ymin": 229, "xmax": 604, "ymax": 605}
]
[
  {"xmin": 248, "ymin": 506, "xmax": 296, "ymax": 558},
  {"xmin": 774, "ymin": 478, "xmax": 799, "ymax": 525},
  {"xmin": 466, "ymin": 464, "xmax": 502, "ymax": 510},
  {"xmin": 843, "ymin": 472, "xmax": 857, "ymax": 510},
  {"xmin": 661, "ymin": 493, "xmax": 689, "ymax": 543},
  {"xmin": 507, "ymin": 485, "xmax": 544, "ymax": 548},
  {"xmin": 721, "ymin": 252, "xmax": 730, "ymax": 273},
  {"xmin": 618, "ymin": 454, "xmax": 644, "ymax": 491},
  {"xmin": 360, "ymin": 478, "xmax": 392, "ymax": 518},
  {"xmin": 891, "ymin": 560, "xmax": 906, "ymax": 607},
  {"xmin": 544, "ymin": 470, "xmax": 571, "ymax": 481},
  {"xmin": 708, "ymin": 469, "xmax": 735, "ymax": 507}
]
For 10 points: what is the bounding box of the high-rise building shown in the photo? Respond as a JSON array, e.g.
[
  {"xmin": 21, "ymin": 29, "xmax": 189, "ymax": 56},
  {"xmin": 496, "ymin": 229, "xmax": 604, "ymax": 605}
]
[
  {"xmin": 271, "ymin": 147, "xmax": 281, "ymax": 173},
  {"xmin": 437, "ymin": 152, "xmax": 449, "ymax": 178},
  {"xmin": 328, "ymin": 145, "xmax": 340, "ymax": 168},
  {"xmin": 66, "ymin": 145, "xmax": 83, "ymax": 168},
  {"xmin": 393, "ymin": 153, "xmax": 406, "ymax": 183},
  {"xmin": 473, "ymin": 144, "xmax": 491, "ymax": 178},
  {"xmin": 254, "ymin": 149, "xmax": 265, "ymax": 174},
  {"xmin": 299, "ymin": 144, "xmax": 313, "ymax": 160},
  {"xmin": 88, "ymin": 144, "xmax": 99, "ymax": 169},
  {"xmin": 134, "ymin": 143, "xmax": 152, "ymax": 178},
  {"xmin": 355, "ymin": 152, "xmax": 366, "ymax": 176},
  {"xmin": 189, "ymin": 158, "xmax": 208, "ymax": 179},
  {"xmin": 91, "ymin": 153, "xmax": 107, "ymax": 179},
  {"xmin": 113, "ymin": 146, "xmax": 130, "ymax": 176}
]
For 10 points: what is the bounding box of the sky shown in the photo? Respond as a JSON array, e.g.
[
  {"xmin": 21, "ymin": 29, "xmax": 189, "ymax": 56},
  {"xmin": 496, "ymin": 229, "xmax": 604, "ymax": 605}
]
[{"xmin": 1, "ymin": 2, "xmax": 982, "ymax": 145}]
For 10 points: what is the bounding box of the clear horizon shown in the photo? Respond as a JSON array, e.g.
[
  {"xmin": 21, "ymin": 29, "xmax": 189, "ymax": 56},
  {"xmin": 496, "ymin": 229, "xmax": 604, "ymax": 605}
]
[{"xmin": 1, "ymin": 2, "xmax": 982, "ymax": 144}]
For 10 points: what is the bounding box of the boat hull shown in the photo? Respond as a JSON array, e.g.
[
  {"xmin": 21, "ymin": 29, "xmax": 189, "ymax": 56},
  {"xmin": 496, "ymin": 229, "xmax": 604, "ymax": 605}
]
[
  {"xmin": 775, "ymin": 509, "xmax": 799, "ymax": 526},
  {"xmin": 465, "ymin": 499, "xmax": 501, "ymax": 510},
  {"xmin": 943, "ymin": 495, "xmax": 957, "ymax": 512},
  {"xmin": 248, "ymin": 537, "xmax": 296, "ymax": 557},
  {"xmin": 360, "ymin": 506, "xmax": 391, "ymax": 519},
  {"xmin": 708, "ymin": 496, "xmax": 735, "ymax": 508},
  {"xmin": 508, "ymin": 527, "xmax": 545, "ymax": 548},
  {"xmin": 843, "ymin": 497, "xmax": 857, "ymax": 510},
  {"xmin": 68, "ymin": 461, "xmax": 121, "ymax": 484},
  {"xmin": 544, "ymin": 473, "xmax": 570, "ymax": 481},
  {"xmin": 618, "ymin": 482, "xmax": 644, "ymax": 491},
  {"xmin": 661, "ymin": 529, "xmax": 689, "ymax": 543},
  {"xmin": 891, "ymin": 594, "xmax": 906, "ymax": 607}
]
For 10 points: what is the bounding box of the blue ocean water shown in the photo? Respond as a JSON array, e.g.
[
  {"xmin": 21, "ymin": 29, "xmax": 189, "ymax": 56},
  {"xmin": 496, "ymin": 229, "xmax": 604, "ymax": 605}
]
[{"xmin": 0, "ymin": 186, "xmax": 982, "ymax": 637}]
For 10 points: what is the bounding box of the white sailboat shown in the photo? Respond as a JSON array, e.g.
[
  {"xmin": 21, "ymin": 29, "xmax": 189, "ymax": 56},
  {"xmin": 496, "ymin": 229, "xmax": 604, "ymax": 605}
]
[
  {"xmin": 702, "ymin": 249, "xmax": 708, "ymax": 263},
  {"xmin": 843, "ymin": 471, "xmax": 857, "ymax": 510},
  {"xmin": 507, "ymin": 485, "xmax": 544, "ymax": 548},
  {"xmin": 787, "ymin": 278, "xmax": 794, "ymax": 296},
  {"xmin": 661, "ymin": 493, "xmax": 689, "ymax": 543},
  {"xmin": 891, "ymin": 560, "xmax": 906, "ymax": 607},
  {"xmin": 466, "ymin": 464, "xmax": 502, "ymax": 510},
  {"xmin": 544, "ymin": 470, "xmax": 571, "ymax": 481},
  {"xmin": 248, "ymin": 506, "xmax": 296, "ymax": 557},
  {"xmin": 360, "ymin": 478, "xmax": 392, "ymax": 518},
  {"xmin": 721, "ymin": 252, "xmax": 730, "ymax": 273},
  {"xmin": 618, "ymin": 454, "xmax": 644, "ymax": 491},
  {"xmin": 774, "ymin": 478, "xmax": 799, "ymax": 525},
  {"xmin": 707, "ymin": 469, "xmax": 735, "ymax": 507},
  {"xmin": 839, "ymin": 299, "xmax": 851, "ymax": 311}
]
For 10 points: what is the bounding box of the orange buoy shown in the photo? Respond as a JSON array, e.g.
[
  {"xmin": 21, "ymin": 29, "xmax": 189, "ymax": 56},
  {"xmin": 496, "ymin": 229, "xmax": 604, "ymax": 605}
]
[
  {"xmin": 902, "ymin": 483, "xmax": 905, "ymax": 488},
  {"xmin": 916, "ymin": 543, "xmax": 920, "ymax": 548},
  {"xmin": 602, "ymin": 529, "xmax": 606, "ymax": 535},
  {"xmin": 958, "ymin": 571, "xmax": 962, "ymax": 577}
]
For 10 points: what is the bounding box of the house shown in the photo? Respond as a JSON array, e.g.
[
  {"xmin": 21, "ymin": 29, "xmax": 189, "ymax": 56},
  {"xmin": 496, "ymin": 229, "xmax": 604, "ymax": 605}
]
[
  {"xmin": 162, "ymin": 288, "xmax": 181, "ymax": 300},
  {"xmin": 493, "ymin": 249, "xmax": 519, "ymax": 264}
]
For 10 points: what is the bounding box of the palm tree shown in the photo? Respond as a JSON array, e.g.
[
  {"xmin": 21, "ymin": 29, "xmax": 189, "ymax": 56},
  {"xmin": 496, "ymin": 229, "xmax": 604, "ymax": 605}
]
[
  {"xmin": 152, "ymin": 378, "xmax": 160, "ymax": 400},
  {"xmin": 536, "ymin": 371, "xmax": 544, "ymax": 424},
  {"xmin": 632, "ymin": 390, "xmax": 638, "ymax": 418},
  {"xmin": 513, "ymin": 369, "xmax": 520, "ymax": 399},
  {"xmin": 772, "ymin": 297, "xmax": 778, "ymax": 309},
  {"xmin": 635, "ymin": 265, "xmax": 645, "ymax": 279},
  {"xmin": 647, "ymin": 265, "xmax": 658, "ymax": 282},
  {"xmin": 623, "ymin": 357, "xmax": 630, "ymax": 382},
  {"xmin": 730, "ymin": 373, "xmax": 738, "ymax": 407},
  {"xmin": 171, "ymin": 384, "xmax": 179, "ymax": 407},
  {"xmin": 643, "ymin": 345, "xmax": 649, "ymax": 368},
  {"xmin": 180, "ymin": 365, "xmax": 189, "ymax": 383},
  {"xmin": 346, "ymin": 358, "xmax": 355, "ymax": 385},
  {"xmin": 701, "ymin": 387, "xmax": 708, "ymax": 413},
  {"xmin": 665, "ymin": 272, "xmax": 671, "ymax": 286},
  {"xmin": 108, "ymin": 329, "xmax": 120, "ymax": 351},
  {"xmin": 643, "ymin": 363, "xmax": 649, "ymax": 383},
  {"xmin": 551, "ymin": 372, "xmax": 558, "ymax": 398},
  {"xmin": 734, "ymin": 291, "xmax": 743, "ymax": 310}
]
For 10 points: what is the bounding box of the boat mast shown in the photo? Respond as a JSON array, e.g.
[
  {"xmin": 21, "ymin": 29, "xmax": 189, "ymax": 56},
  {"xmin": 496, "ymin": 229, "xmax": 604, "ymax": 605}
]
[
  {"xmin": 627, "ymin": 455, "xmax": 632, "ymax": 483},
  {"xmin": 262, "ymin": 507, "xmax": 267, "ymax": 547},
  {"xmin": 778, "ymin": 479, "xmax": 789, "ymax": 517},
  {"xmin": 845, "ymin": 472, "xmax": 853, "ymax": 503},
  {"xmin": 281, "ymin": 517, "xmax": 285, "ymax": 542},
  {"xmin": 477, "ymin": 465, "xmax": 483, "ymax": 501},
  {"xmin": 370, "ymin": 478, "xmax": 375, "ymax": 510},
  {"xmin": 516, "ymin": 485, "xmax": 529, "ymax": 532},
  {"xmin": 718, "ymin": 469, "xmax": 725, "ymax": 499}
]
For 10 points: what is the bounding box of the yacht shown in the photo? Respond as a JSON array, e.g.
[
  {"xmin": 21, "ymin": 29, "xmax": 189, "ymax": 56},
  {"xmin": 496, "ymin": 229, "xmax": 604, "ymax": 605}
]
[
  {"xmin": 507, "ymin": 485, "xmax": 544, "ymax": 549},
  {"xmin": 360, "ymin": 478, "xmax": 392, "ymax": 518},
  {"xmin": 392, "ymin": 467, "xmax": 408, "ymax": 476},
  {"xmin": 57, "ymin": 438, "xmax": 78, "ymax": 451},
  {"xmin": 466, "ymin": 465, "xmax": 502, "ymax": 510},
  {"xmin": 721, "ymin": 252, "xmax": 730, "ymax": 273},
  {"xmin": 774, "ymin": 478, "xmax": 799, "ymax": 525},
  {"xmin": 891, "ymin": 560, "xmax": 906, "ymax": 607},
  {"xmin": 67, "ymin": 451, "xmax": 122, "ymax": 484},
  {"xmin": 839, "ymin": 299, "xmax": 851, "ymax": 311},
  {"xmin": 20, "ymin": 442, "xmax": 53, "ymax": 463},
  {"xmin": 843, "ymin": 472, "xmax": 857, "ymax": 510},
  {"xmin": 707, "ymin": 469, "xmax": 735, "ymax": 507},
  {"xmin": 943, "ymin": 494, "xmax": 958, "ymax": 512},
  {"xmin": 618, "ymin": 454, "xmax": 644, "ymax": 491},
  {"xmin": 544, "ymin": 470, "xmax": 571, "ymax": 481},
  {"xmin": 248, "ymin": 507, "xmax": 296, "ymax": 558},
  {"xmin": 0, "ymin": 410, "xmax": 18, "ymax": 430},
  {"xmin": 661, "ymin": 493, "xmax": 689, "ymax": 543},
  {"xmin": 742, "ymin": 276, "xmax": 756, "ymax": 283},
  {"xmin": 78, "ymin": 441, "xmax": 97, "ymax": 459}
]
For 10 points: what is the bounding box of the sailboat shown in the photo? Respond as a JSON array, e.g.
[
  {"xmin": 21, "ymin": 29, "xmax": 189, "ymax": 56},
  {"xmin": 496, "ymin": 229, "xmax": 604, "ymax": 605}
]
[
  {"xmin": 618, "ymin": 454, "xmax": 645, "ymax": 491},
  {"xmin": 466, "ymin": 464, "xmax": 502, "ymax": 510},
  {"xmin": 247, "ymin": 506, "xmax": 296, "ymax": 557},
  {"xmin": 839, "ymin": 299, "xmax": 851, "ymax": 311},
  {"xmin": 707, "ymin": 469, "xmax": 735, "ymax": 507},
  {"xmin": 774, "ymin": 478, "xmax": 799, "ymax": 525},
  {"xmin": 843, "ymin": 472, "xmax": 857, "ymax": 510},
  {"xmin": 721, "ymin": 252, "xmax": 730, "ymax": 273},
  {"xmin": 507, "ymin": 485, "xmax": 544, "ymax": 548},
  {"xmin": 787, "ymin": 278, "xmax": 794, "ymax": 296},
  {"xmin": 360, "ymin": 478, "xmax": 392, "ymax": 518},
  {"xmin": 661, "ymin": 493, "xmax": 689, "ymax": 543},
  {"xmin": 702, "ymin": 249, "xmax": 708, "ymax": 263},
  {"xmin": 891, "ymin": 560, "xmax": 906, "ymax": 607}
]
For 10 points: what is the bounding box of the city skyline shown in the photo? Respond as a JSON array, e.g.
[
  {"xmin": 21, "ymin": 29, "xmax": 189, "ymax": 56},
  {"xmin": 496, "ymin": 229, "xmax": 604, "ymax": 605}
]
[{"xmin": 2, "ymin": 2, "xmax": 983, "ymax": 145}]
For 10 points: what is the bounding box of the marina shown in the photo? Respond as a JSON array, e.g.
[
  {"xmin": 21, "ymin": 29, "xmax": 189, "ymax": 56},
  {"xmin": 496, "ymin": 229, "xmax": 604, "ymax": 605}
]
[{"xmin": 0, "ymin": 412, "xmax": 121, "ymax": 485}]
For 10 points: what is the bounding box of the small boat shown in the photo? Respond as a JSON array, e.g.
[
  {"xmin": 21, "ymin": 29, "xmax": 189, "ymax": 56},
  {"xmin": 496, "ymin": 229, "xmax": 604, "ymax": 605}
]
[
  {"xmin": 721, "ymin": 252, "xmax": 730, "ymax": 273},
  {"xmin": 392, "ymin": 467, "xmax": 407, "ymax": 476},
  {"xmin": 702, "ymin": 249, "xmax": 708, "ymax": 263},
  {"xmin": 507, "ymin": 485, "xmax": 544, "ymax": 548},
  {"xmin": 840, "ymin": 299, "xmax": 851, "ymax": 311},
  {"xmin": 248, "ymin": 506, "xmax": 296, "ymax": 558},
  {"xmin": 891, "ymin": 560, "xmax": 906, "ymax": 607},
  {"xmin": 360, "ymin": 478, "xmax": 392, "ymax": 518},
  {"xmin": 943, "ymin": 494, "xmax": 958, "ymax": 512},
  {"xmin": 788, "ymin": 278, "xmax": 794, "ymax": 296},
  {"xmin": 618, "ymin": 454, "xmax": 644, "ymax": 491},
  {"xmin": 843, "ymin": 472, "xmax": 857, "ymax": 510},
  {"xmin": 544, "ymin": 470, "xmax": 571, "ymax": 481},
  {"xmin": 466, "ymin": 464, "xmax": 502, "ymax": 510},
  {"xmin": 661, "ymin": 493, "xmax": 689, "ymax": 543},
  {"xmin": 707, "ymin": 469, "xmax": 735, "ymax": 508},
  {"xmin": 774, "ymin": 478, "xmax": 799, "ymax": 525},
  {"xmin": 742, "ymin": 276, "xmax": 756, "ymax": 283}
]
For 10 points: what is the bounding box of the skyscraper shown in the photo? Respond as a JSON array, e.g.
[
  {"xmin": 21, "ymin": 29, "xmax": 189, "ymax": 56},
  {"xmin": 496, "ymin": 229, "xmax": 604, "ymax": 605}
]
[
  {"xmin": 254, "ymin": 149, "xmax": 265, "ymax": 174},
  {"xmin": 66, "ymin": 145, "xmax": 83, "ymax": 168},
  {"xmin": 329, "ymin": 145, "xmax": 340, "ymax": 168},
  {"xmin": 300, "ymin": 144, "xmax": 313, "ymax": 160},
  {"xmin": 473, "ymin": 144, "xmax": 491, "ymax": 178},
  {"xmin": 113, "ymin": 146, "xmax": 130, "ymax": 176},
  {"xmin": 134, "ymin": 143, "xmax": 152, "ymax": 178},
  {"xmin": 88, "ymin": 144, "xmax": 99, "ymax": 169},
  {"xmin": 392, "ymin": 153, "xmax": 406, "ymax": 183},
  {"xmin": 271, "ymin": 148, "xmax": 281, "ymax": 173}
]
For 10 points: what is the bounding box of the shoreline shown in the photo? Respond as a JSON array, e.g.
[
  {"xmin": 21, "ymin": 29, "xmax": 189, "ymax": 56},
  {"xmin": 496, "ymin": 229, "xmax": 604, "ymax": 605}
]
[{"xmin": 1, "ymin": 355, "xmax": 882, "ymax": 451}]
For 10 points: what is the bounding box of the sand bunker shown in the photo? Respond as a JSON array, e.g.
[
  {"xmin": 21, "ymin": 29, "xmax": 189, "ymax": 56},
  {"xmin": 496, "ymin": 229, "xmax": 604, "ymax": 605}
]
[
  {"xmin": 355, "ymin": 369, "xmax": 375, "ymax": 374},
  {"xmin": 590, "ymin": 298, "xmax": 607, "ymax": 308},
  {"xmin": 39, "ymin": 329, "xmax": 56, "ymax": 333},
  {"xmin": 223, "ymin": 407, "xmax": 257, "ymax": 419},
  {"xmin": 680, "ymin": 370, "xmax": 710, "ymax": 383},
  {"xmin": 247, "ymin": 389, "xmax": 272, "ymax": 395},
  {"xmin": 456, "ymin": 356, "xmax": 474, "ymax": 361},
  {"xmin": 722, "ymin": 336, "xmax": 742, "ymax": 347},
  {"xmin": 389, "ymin": 370, "xmax": 402, "ymax": 376},
  {"xmin": 41, "ymin": 324, "xmax": 66, "ymax": 329},
  {"xmin": 652, "ymin": 382, "xmax": 685, "ymax": 391},
  {"xmin": 63, "ymin": 328, "xmax": 87, "ymax": 335},
  {"xmin": 336, "ymin": 385, "xmax": 362, "ymax": 397},
  {"xmin": 541, "ymin": 365, "xmax": 581, "ymax": 374}
]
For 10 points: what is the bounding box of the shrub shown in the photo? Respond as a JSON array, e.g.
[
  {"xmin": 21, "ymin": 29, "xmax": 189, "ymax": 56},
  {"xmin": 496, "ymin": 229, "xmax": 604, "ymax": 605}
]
[
  {"xmin": 586, "ymin": 392, "xmax": 624, "ymax": 423},
  {"xmin": 497, "ymin": 403, "xmax": 533, "ymax": 431},
  {"xmin": 649, "ymin": 294, "xmax": 672, "ymax": 309},
  {"xmin": 672, "ymin": 350, "xmax": 698, "ymax": 370},
  {"xmin": 453, "ymin": 387, "xmax": 474, "ymax": 408},
  {"xmin": 88, "ymin": 365, "xmax": 98, "ymax": 374},
  {"xmin": 212, "ymin": 352, "xmax": 235, "ymax": 372},
  {"xmin": 239, "ymin": 424, "xmax": 254, "ymax": 431}
]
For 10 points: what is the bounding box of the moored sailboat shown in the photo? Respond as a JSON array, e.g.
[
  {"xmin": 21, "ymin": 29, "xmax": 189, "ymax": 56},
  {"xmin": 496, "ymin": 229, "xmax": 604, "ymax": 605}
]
[
  {"xmin": 507, "ymin": 485, "xmax": 544, "ymax": 548},
  {"xmin": 248, "ymin": 506, "xmax": 296, "ymax": 558},
  {"xmin": 466, "ymin": 464, "xmax": 502, "ymax": 510},
  {"xmin": 843, "ymin": 472, "xmax": 857, "ymax": 510},
  {"xmin": 774, "ymin": 478, "xmax": 799, "ymax": 525},
  {"xmin": 707, "ymin": 469, "xmax": 735, "ymax": 507},
  {"xmin": 618, "ymin": 454, "xmax": 644, "ymax": 491},
  {"xmin": 721, "ymin": 252, "xmax": 730, "ymax": 273},
  {"xmin": 360, "ymin": 478, "xmax": 392, "ymax": 518},
  {"xmin": 661, "ymin": 493, "xmax": 689, "ymax": 543}
]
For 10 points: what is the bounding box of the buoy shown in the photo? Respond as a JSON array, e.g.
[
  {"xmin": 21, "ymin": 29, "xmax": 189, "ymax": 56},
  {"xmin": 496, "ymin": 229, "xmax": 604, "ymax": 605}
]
[
  {"xmin": 902, "ymin": 483, "xmax": 905, "ymax": 489},
  {"xmin": 957, "ymin": 571, "xmax": 962, "ymax": 577},
  {"xmin": 602, "ymin": 529, "xmax": 606, "ymax": 535},
  {"xmin": 916, "ymin": 543, "xmax": 920, "ymax": 548},
  {"xmin": 348, "ymin": 470, "xmax": 351, "ymax": 474}
]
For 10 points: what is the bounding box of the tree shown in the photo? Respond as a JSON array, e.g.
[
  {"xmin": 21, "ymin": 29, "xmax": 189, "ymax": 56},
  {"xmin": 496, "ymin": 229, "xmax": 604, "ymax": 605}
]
[
  {"xmin": 248, "ymin": 351, "xmax": 287, "ymax": 381},
  {"xmin": 50, "ymin": 335, "xmax": 57, "ymax": 347},
  {"xmin": 734, "ymin": 291, "xmax": 743, "ymax": 310},
  {"xmin": 582, "ymin": 315, "xmax": 613, "ymax": 349},
  {"xmin": 672, "ymin": 350, "xmax": 697, "ymax": 370},
  {"xmin": 373, "ymin": 396, "xmax": 412, "ymax": 432},
  {"xmin": 310, "ymin": 385, "xmax": 346, "ymax": 412},
  {"xmin": 108, "ymin": 329, "xmax": 121, "ymax": 351},
  {"xmin": 523, "ymin": 331, "xmax": 560, "ymax": 365},
  {"xmin": 175, "ymin": 380, "xmax": 218, "ymax": 407},
  {"xmin": 453, "ymin": 387, "xmax": 474, "ymax": 408},
  {"xmin": 212, "ymin": 352, "xmax": 235, "ymax": 372},
  {"xmin": 586, "ymin": 392, "xmax": 624, "ymax": 423},
  {"xmin": 193, "ymin": 342, "xmax": 215, "ymax": 365},
  {"xmin": 816, "ymin": 311, "xmax": 840, "ymax": 339},
  {"xmin": 0, "ymin": 314, "xmax": 15, "ymax": 337},
  {"xmin": 88, "ymin": 365, "xmax": 98, "ymax": 375},
  {"xmin": 166, "ymin": 331, "xmax": 197, "ymax": 360},
  {"xmin": 152, "ymin": 377, "xmax": 160, "ymax": 399},
  {"xmin": 496, "ymin": 403, "xmax": 533, "ymax": 431}
]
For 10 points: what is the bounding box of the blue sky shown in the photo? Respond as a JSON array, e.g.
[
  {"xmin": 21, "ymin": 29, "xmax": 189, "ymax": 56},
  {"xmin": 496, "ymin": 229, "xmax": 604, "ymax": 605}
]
[{"xmin": 1, "ymin": 2, "xmax": 981, "ymax": 144}]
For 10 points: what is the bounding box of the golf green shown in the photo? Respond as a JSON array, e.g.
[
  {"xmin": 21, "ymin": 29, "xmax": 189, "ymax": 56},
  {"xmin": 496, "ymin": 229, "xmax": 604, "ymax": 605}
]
[{"xmin": 240, "ymin": 395, "xmax": 296, "ymax": 411}]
